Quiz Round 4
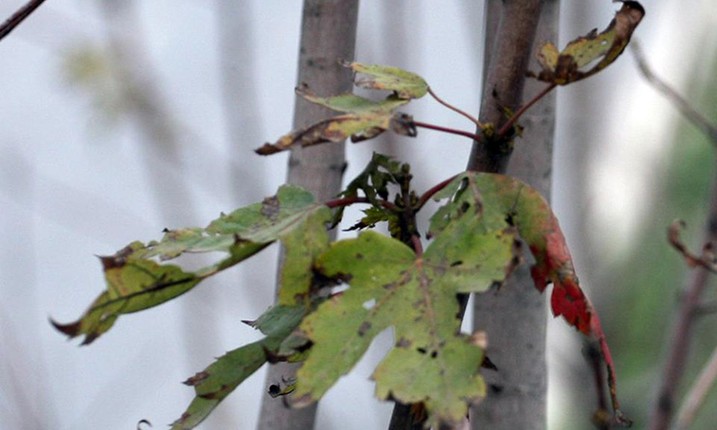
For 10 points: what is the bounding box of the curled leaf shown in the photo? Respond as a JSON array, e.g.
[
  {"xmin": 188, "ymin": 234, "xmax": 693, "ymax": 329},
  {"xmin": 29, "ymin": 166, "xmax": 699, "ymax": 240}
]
[
  {"xmin": 256, "ymin": 62, "xmax": 430, "ymax": 155},
  {"xmin": 529, "ymin": 1, "xmax": 644, "ymax": 85},
  {"xmin": 435, "ymin": 172, "xmax": 627, "ymax": 422},
  {"xmin": 255, "ymin": 109, "xmax": 415, "ymax": 155}
]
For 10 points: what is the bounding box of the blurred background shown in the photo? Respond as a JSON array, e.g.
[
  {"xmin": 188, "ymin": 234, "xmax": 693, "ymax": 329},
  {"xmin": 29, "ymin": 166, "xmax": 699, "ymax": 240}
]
[{"xmin": 0, "ymin": 1, "xmax": 716, "ymax": 429}]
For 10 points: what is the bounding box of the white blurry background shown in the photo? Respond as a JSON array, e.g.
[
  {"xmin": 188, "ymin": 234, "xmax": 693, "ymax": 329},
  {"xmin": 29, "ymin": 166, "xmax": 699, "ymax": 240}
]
[{"xmin": 0, "ymin": 1, "xmax": 715, "ymax": 429}]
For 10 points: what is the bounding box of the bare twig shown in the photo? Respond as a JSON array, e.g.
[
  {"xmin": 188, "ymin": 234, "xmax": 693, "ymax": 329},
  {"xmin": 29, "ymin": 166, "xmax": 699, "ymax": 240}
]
[
  {"xmin": 428, "ymin": 87, "xmax": 483, "ymax": 128},
  {"xmin": 632, "ymin": 36, "xmax": 717, "ymax": 430},
  {"xmin": 668, "ymin": 220, "xmax": 717, "ymax": 274},
  {"xmin": 414, "ymin": 173, "xmax": 460, "ymax": 212},
  {"xmin": 632, "ymin": 42, "xmax": 717, "ymax": 144},
  {"xmin": 649, "ymin": 169, "xmax": 717, "ymax": 430},
  {"xmin": 413, "ymin": 121, "xmax": 482, "ymax": 141},
  {"xmin": 0, "ymin": 0, "xmax": 46, "ymax": 42},
  {"xmin": 675, "ymin": 345, "xmax": 717, "ymax": 430},
  {"xmin": 496, "ymin": 83, "xmax": 557, "ymax": 138}
]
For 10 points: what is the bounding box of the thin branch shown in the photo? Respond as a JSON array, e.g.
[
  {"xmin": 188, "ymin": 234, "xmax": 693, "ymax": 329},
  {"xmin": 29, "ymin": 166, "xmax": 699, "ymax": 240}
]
[
  {"xmin": 668, "ymin": 220, "xmax": 717, "ymax": 274},
  {"xmin": 675, "ymin": 345, "xmax": 717, "ymax": 430},
  {"xmin": 496, "ymin": 83, "xmax": 557, "ymax": 138},
  {"xmin": 413, "ymin": 121, "xmax": 482, "ymax": 141},
  {"xmin": 649, "ymin": 168, "xmax": 717, "ymax": 430},
  {"xmin": 0, "ymin": 0, "xmax": 46, "ymax": 41},
  {"xmin": 694, "ymin": 300, "xmax": 717, "ymax": 315},
  {"xmin": 428, "ymin": 86, "xmax": 483, "ymax": 128},
  {"xmin": 634, "ymin": 34, "xmax": 717, "ymax": 430},
  {"xmin": 632, "ymin": 41, "xmax": 717, "ymax": 144},
  {"xmin": 414, "ymin": 173, "xmax": 460, "ymax": 212},
  {"xmin": 585, "ymin": 342, "xmax": 610, "ymax": 430}
]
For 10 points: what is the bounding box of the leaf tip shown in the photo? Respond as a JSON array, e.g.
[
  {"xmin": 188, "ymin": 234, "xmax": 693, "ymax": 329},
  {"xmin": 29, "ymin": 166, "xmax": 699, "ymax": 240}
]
[
  {"xmin": 183, "ymin": 371, "xmax": 209, "ymax": 386},
  {"xmin": 49, "ymin": 317, "xmax": 81, "ymax": 338},
  {"xmin": 255, "ymin": 143, "xmax": 282, "ymax": 155}
]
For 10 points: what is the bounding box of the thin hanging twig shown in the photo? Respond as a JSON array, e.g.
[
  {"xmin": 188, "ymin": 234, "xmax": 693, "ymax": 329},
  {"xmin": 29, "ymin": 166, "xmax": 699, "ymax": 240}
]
[
  {"xmin": 636, "ymin": 40, "xmax": 717, "ymax": 430},
  {"xmin": 632, "ymin": 41, "xmax": 717, "ymax": 144},
  {"xmin": 675, "ymin": 345, "xmax": 717, "ymax": 430},
  {"xmin": 428, "ymin": 86, "xmax": 483, "ymax": 128},
  {"xmin": 0, "ymin": 0, "xmax": 46, "ymax": 42}
]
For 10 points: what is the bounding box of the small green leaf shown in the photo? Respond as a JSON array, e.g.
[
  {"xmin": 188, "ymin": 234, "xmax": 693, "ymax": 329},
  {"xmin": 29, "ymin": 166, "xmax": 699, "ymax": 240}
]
[
  {"xmin": 171, "ymin": 305, "xmax": 307, "ymax": 430},
  {"xmin": 52, "ymin": 185, "xmax": 329, "ymax": 344},
  {"xmin": 296, "ymin": 84, "xmax": 407, "ymax": 114},
  {"xmin": 342, "ymin": 61, "xmax": 429, "ymax": 99},
  {"xmin": 528, "ymin": 1, "xmax": 644, "ymax": 84}
]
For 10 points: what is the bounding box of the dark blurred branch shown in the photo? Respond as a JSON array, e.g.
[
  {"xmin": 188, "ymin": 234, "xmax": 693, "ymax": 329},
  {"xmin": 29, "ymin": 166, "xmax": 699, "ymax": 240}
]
[
  {"xmin": 649, "ymin": 171, "xmax": 717, "ymax": 430},
  {"xmin": 632, "ymin": 42, "xmax": 717, "ymax": 144},
  {"xmin": 640, "ymin": 42, "xmax": 717, "ymax": 427},
  {"xmin": 0, "ymin": 0, "xmax": 46, "ymax": 41},
  {"xmin": 668, "ymin": 220, "xmax": 717, "ymax": 274},
  {"xmin": 675, "ymin": 345, "xmax": 717, "ymax": 430}
]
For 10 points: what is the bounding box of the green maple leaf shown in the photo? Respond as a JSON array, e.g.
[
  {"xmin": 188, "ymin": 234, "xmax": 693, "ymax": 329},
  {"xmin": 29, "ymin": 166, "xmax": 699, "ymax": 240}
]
[
  {"xmin": 292, "ymin": 190, "xmax": 519, "ymax": 427},
  {"xmin": 52, "ymin": 185, "xmax": 330, "ymax": 344}
]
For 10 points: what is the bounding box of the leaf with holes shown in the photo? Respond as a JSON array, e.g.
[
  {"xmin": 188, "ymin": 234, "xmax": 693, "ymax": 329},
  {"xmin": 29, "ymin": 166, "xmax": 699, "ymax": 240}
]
[
  {"xmin": 52, "ymin": 185, "xmax": 330, "ymax": 344},
  {"xmin": 292, "ymin": 199, "xmax": 519, "ymax": 428},
  {"xmin": 529, "ymin": 1, "xmax": 644, "ymax": 85}
]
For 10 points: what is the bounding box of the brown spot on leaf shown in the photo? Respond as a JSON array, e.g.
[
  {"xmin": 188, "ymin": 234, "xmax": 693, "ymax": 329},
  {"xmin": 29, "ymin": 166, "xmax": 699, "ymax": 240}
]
[
  {"xmin": 390, "ymin": 113, "xmax": 417, "ymax": 137},
  {"xmin": 358, "ymin": 321, "xmax": 372, "ymax": 336},
  {"xmin": 98, "ymin": 244, "xmax": 137, "ymax": 269},
  {"xmin": 49, "ymin": 318, "xmax": 81, "ymax": 338},
  {"xmin": 183, "ymin": 371, "xmax": 209, "ymax": 386},
  {"xmin": 396, "ymin": 337, "xmax": 411, "ymax": 348},
  {"xmin": 261, "ymin": 196, "xmax": 281, "ymax": 220}
]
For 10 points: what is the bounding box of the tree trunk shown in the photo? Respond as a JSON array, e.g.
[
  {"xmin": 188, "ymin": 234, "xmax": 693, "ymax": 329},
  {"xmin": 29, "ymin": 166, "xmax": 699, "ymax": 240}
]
[
  {"xmin": 470, "ymin": 1, "xmax": 559, "ymax": 429},
  {"xmin": 257, "ymin": 2, "xmax": 359, "ymax": 430}
]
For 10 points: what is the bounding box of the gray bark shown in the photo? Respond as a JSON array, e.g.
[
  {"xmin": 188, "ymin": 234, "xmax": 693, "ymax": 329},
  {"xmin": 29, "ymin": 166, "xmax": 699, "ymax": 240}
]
[
  {"xmin": 257, "ymin": 2, "xmax": 359, "ymax": 430},
  {"xmin": 470, "ymin": 1, "xmax": 559, "ymax": 429}
]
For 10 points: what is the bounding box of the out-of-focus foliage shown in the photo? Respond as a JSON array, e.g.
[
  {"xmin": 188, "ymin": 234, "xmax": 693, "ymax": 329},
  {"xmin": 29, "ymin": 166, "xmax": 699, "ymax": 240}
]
[{"xmin": 594, "ymin": 57, "xmax": 717, "ymax": 429}]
